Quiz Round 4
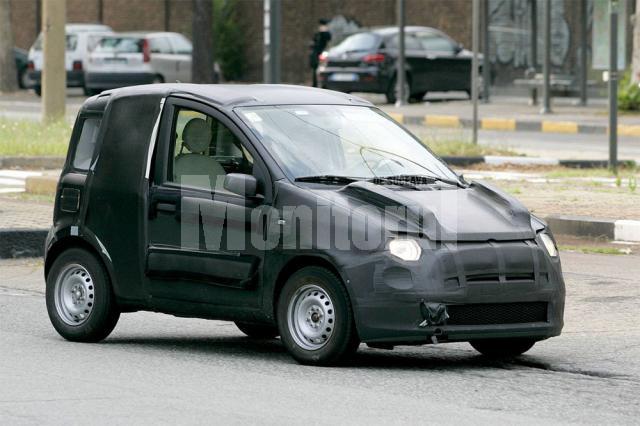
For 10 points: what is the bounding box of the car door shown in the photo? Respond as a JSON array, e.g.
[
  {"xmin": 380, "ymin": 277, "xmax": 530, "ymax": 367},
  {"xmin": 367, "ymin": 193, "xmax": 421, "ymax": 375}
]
[
  {"xmin": 146, "ymin": 97, "xmax": 270, "ymax": 307},
  {"xmin": 149, "ymin": 36, "xmax": 177, "ymax": 82},
  {"xmin": 168, "ymin": 34, "xmax": 193, "ymax": 83},
  {"xmin": 387, "ymin": 32, "xmax": 429, "ymax": 93},
  {"xmin": 415, "ymin": 31, "xmax": 470, "ymax": 92}
]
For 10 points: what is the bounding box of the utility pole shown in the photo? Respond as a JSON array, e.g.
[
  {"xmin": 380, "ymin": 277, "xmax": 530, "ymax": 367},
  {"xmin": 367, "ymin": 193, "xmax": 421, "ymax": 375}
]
[
  {"xmin": 42, "ymin": 0, "xmax": 66, "ymax": 122},
  {"xmin": 263, "ymin": 0, "xmax": 281, "ymax": 83},
  {"xmin": 541, "ymin": 0, "xmax": 552, "ymax": 114},
  {"xmin": 395, "ymin": 0, "xmax": 407, "ymax": 107},
  {"xmin": 609, "ymin": 0, "xmax": 619, "ymax": 173},
  {"xmin": 482, "ymin": 0, "xmax": 490, "ymax": 103},
  {"xmin": 0, "ymin": 0, "xmax": 18, "ymax": 93},
  {"xmin": 579, "ymin": 0, "xmax": 588, "ymax": 105},
  {"xmin": 471, "ymin": 0, "xmax": 480, "ymax": 144}
]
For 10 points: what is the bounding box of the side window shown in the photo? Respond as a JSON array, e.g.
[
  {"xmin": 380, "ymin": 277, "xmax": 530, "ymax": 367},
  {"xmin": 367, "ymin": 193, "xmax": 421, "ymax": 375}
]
[
  {"xmin": 169, "ymin": 107, "xmax": 253, "ymax": 191},
  {"xmin": 416, "ymin": 33, "xmax": 455, "ymax": 54},
  {"xmin": 149, "ymin": 37, "xmax": 173, "ymax": 54},
  {"xmin": 72, "ymin": 117, "xmax": 101, "ymax": 171},
  {"xmin": 387, "ymin": 34, "xmax": 422, "ymax": 51},
  {"xmin": 169, "ymin": 35, "xmax": 193, "ymax": 54}
]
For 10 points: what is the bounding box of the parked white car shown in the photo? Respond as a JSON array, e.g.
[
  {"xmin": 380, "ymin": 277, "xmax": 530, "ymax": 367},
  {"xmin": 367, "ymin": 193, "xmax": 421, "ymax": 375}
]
[
  {"xmin": 85, "ymin": 32, "xmax": 192, "ymax": 94},
  {"xmin": 27, "ymin": 23, "xmax": 113, "ymax": 96}
]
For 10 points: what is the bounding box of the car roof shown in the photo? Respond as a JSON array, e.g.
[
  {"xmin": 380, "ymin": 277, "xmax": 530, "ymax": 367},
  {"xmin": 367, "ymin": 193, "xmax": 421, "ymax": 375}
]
[
  {"xmin": 66, "ymin": 24, "xmax": 113, "ymax": 33},
  {"xmin": 358, "ymin": 26, "xmax": 442, "ymax": 37},
  {"xmin": 99, "ymin": 84, "xmax": 373, "ymax": 108},
  {"xmin": 104, "ymin": 31, "xmax": 184, "ymax": 38}
]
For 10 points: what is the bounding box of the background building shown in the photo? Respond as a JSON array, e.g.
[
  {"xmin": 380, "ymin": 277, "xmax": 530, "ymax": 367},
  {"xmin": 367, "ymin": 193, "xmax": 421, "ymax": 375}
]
[{"xmin": 9, "ymin": 0, "xmax": 631, "ymax": 86}]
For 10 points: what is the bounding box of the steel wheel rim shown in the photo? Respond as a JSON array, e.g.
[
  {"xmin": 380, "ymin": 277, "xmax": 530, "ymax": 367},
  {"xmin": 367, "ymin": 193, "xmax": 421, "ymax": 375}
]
[
  {"xmin": 54, "ymin": 264, "xmax": 95, "ymax": 326},
  {"xmin": 287, "ymin": 284, "xmax": 336, "ymax": 351}
]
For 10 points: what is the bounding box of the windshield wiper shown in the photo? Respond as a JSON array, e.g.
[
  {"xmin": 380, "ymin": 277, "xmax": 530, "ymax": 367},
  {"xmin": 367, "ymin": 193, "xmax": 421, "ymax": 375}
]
[
  {"xmin": 374, "ymin": 174, "xmax": 465, "ymax": 189},
  {"xmin": 295, "ymin": 175, "xmax": 360, "ymax": 185}
]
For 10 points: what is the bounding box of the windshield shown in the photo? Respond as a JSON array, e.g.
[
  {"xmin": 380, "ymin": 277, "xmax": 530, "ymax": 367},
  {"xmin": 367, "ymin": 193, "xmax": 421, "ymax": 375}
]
[
  {"xmin": 236, "ymin": 105, "xmax": 457, "ymax": 182},
  {"xmin": 95, "ymin": 37, "xmax": 142, "ymax": 53}
]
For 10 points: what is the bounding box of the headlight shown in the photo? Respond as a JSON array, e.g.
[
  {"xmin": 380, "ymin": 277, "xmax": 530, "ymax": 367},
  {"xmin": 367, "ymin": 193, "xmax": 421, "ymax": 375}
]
[
  {"xmin": 388, "ymin": 239, "xmax": 422, "ymax": 261},
  {"xmin": 540, "ymin": 233, "xmax": 558, "ymax": 257}
]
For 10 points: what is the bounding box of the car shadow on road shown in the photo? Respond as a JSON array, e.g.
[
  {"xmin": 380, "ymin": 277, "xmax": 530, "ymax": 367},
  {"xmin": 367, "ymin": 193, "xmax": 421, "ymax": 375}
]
[{"xmin": 102, "ymin": 334, "xmax": 556, "ymax": 373}]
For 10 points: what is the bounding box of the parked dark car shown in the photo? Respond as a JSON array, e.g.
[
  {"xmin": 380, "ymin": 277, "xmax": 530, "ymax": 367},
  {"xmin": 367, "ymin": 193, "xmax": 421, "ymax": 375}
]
[
  {"xmin": 45, "ymin": 84, "xmax": 564, "ymax": 365},
  {"xmin": 318, "ymin": 26, "xmax": 482, "ymax": 103},
  {"xmin": 13, "ymin": 47, "xmax": 29, "ymax": 88}
]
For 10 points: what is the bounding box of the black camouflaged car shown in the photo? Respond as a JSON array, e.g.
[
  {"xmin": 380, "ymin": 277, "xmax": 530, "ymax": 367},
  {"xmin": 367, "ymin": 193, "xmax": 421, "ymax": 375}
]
[{"xmin": 45, "ymin": 84, "xmax": 565, "ymax": 365}]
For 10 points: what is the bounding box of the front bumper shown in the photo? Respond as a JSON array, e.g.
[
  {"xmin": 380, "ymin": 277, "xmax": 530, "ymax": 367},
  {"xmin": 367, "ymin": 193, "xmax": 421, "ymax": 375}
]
[
  {"xmin": 84, "ymin": 72, "xmax": 156, "ymax": 89},
  {"xmin": 345, "ymin": 238, "xmax": 566, "ymax": 345}
]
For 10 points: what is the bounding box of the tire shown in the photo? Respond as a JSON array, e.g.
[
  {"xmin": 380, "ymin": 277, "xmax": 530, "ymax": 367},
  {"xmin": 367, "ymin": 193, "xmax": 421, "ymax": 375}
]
[
  {"xmin": 277, "ymin": 267, "xmax": 359, "ymax": 366},
  {"xmin": 470, "ymin": 338, "xmax": 536, "ymax": 358},
  {"xmin": 235, "ymin": 321, "xmax": 278, "ymax": 339},
  {"xmin": 409, "ymin": 91, "xmax": 427, "ymax": 103},
  {"xmin": 152, "ymin": 75, "xmax": 164, "ymax": 84},
  {"xmin": 18, "ymin": 69, "xmax": 29, "ymax": 89},
  {"xmin": 46, "ymin": 248, "xmax": 120, "ymax": 343},
  {"xmin": 385, "ymin": 74, "xmax": 411, "ymax": 104},
  {"xmin": 34, "ymin": 85, "xmax": 41, "ymax": 97}
]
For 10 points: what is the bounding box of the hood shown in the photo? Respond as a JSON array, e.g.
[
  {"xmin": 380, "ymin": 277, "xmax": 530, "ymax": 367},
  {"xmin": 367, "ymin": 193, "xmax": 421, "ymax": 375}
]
[{"xmin": 321, "ymin": 180, "xmax": 535, "ymax": 242}]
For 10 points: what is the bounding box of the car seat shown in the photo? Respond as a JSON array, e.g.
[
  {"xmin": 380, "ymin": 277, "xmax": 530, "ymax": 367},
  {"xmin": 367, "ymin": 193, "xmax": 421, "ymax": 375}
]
[{"xmin": 174, "ymin": 118, "xmax": 226, "ymax": 189}]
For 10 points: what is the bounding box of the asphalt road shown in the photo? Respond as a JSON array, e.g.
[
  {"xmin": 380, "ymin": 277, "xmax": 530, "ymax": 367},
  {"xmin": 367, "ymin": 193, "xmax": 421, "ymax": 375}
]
[
  {"xmin": 0, "ymin": 252, "xmax": 638, "ymax": 425},
  {"xmin": 3, "ymin": 90, "xmax": 640, "ymax": 162}
]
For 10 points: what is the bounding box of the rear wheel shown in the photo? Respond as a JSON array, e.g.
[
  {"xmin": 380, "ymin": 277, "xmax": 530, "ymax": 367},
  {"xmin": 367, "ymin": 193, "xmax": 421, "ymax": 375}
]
[
  {"xmin": 470, "ymin": 338, "xmax": 536, "ymax": 358},
  {"xmin": 34, "ymin": 85, "xmax": 41, "ymax": 97},
  {"xmin": 385, "ymin": 75, "xmax": 411, "ymax": 104},
  {"xmin": 46, "ymin": 248, "xmax": 120, "ymax": 342},
  {"xmin": 277, "ymin": 267, "xmax": 359, "ymax": 365},
  {"xmin": 235, "ymin": 321, "xmax": 278, "ymax": 339}
]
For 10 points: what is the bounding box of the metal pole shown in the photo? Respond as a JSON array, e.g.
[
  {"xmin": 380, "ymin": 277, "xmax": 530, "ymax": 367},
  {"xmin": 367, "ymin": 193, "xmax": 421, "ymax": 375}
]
[
  {"xmin": 482, "ymin": 0, "xmax": 490, "ymax": 103},
  {"xmin": 472, "ymin": 0, "xmax": 480, "ymax": 144},
  {"xmin": 395, "ymin": 0, "xmax": 406, "ymax": 107},
  {"xmin": 579, "ymin": 0, "xmax": 588, "ymax": 106},
  {"xmin": 609, "ymin": 0, "xmax": 618, "ymax": 173},
  {"xmin": 530, "ymin": 0, "xmax": 537, "ymax": 70},
  {"xmin": 263, "ymin": 0, "xmax": 281, "ymax": 83},
  {"xmin": 541, "ymin": 0, "xmax": 552, "ymax": 114},
  {"xmin": 42, "ymin": 0, "xmax": 66, "ymax": 122}
]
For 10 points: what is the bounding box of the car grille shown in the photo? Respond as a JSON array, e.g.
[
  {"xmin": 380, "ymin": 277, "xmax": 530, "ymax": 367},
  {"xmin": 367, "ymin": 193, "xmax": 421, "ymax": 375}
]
[{"xmin": 446, "ymin": 302, "xmax": 548, "ymax": 326}]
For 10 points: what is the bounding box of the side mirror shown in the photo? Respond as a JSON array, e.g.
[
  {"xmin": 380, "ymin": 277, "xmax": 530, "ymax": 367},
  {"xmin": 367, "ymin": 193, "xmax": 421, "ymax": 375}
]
[
  {"xmin": 454, "ymin": 44, "xmax": 463, "ymax": 54},
  {"xmin": 224, "ymin": 173, "xmax": 257, "ymax": 198}
]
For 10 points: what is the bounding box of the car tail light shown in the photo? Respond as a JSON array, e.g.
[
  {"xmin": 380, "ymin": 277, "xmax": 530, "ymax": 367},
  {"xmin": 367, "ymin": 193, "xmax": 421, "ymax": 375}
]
[
  {"xmin": 318, "ymin": 51, "xmax": 328, "ymax": 65},
  {"xmin": 142, "ymin": 39, "xmax": 151, "ymax": 63},
  {"xmin": 363, "ymin": 53, "xmax": 386, "ymax": 64},
  {"xmin": 27, "ymin": 61, "xmax": 34, "ymax": 71},
  {"xmin": 72, "ymin": 60, "xmax": 83, "ymax": 71}
]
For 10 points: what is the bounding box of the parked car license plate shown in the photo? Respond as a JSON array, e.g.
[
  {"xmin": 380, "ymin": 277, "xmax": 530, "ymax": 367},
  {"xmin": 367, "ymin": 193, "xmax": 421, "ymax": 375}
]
[
  {"xmin": 329, "ymin": 73, "xmax": 358, "ymax": 82},
  {"xmin": 104, "ymin": 57, "xmax": 127, "ymax": 64}
]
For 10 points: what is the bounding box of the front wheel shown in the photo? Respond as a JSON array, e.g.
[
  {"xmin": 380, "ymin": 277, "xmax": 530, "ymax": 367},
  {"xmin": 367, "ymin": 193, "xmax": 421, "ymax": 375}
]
[
  {"xmin": 277, "ymin": 267, "xmax": 359, "ymax": 365},
  {"xmin": 470, "ymin": 338, "xmax": 536, "ymax": 358},
  {"xmin": 46, "ymin": 248, "xmax": 120, "ymax": 342}
]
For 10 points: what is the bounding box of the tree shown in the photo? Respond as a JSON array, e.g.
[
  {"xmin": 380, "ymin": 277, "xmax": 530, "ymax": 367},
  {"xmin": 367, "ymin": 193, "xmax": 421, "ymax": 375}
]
[
  {"xmin": 191, "ymin": 0, "xmax": 214, "ymax": 83},
  {"xmin": 0, "ymin": 0, "xmax": 18, "ymax": 93}
]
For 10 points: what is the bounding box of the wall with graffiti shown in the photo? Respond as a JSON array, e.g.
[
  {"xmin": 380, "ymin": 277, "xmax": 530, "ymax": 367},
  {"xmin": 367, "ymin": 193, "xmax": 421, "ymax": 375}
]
[{"xmin": 489, "ymin": 0, "xmax": 592, "ymax": 85}]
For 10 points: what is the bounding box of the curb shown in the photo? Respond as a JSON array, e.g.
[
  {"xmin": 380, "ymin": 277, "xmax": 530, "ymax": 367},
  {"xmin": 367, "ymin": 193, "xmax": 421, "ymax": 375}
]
[
  {"xmin": 0, "ymin": 229, "xmax": 47, "ymax": 259},
  {"xmin": 441, "ymin": 155, "xmax": 635, "ymax": 168},
  {"xmin": 0, "ymin": 156, "xmax": 65, "ymax": 170},
  {"xmin": 387, "ymin": 112, "xmax": 640, "ymax": 137},
  {"xmin": 25, "ymin": 175, "xmax": 58, "ymax": 195},
  {"xmin": 545, "ymin": 216, "xmax": 640, "ymax": 242}
]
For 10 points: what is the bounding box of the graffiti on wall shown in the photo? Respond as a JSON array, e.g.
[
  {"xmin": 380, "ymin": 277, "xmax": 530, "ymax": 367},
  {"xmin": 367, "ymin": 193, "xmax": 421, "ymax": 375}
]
[
  {"xmin": 489, "ymin": 0, "xmax": 576, "ymax": 68},
  {"xmin": 327, "ymin": 15, "xmax": 361, "ymax": 45}
]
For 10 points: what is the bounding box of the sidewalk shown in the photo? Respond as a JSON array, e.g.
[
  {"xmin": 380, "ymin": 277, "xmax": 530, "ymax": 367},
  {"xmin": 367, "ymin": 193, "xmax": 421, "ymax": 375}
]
[{"xmin": 378, "ymin": 95, "xmax": 640, "ymax": 137}]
